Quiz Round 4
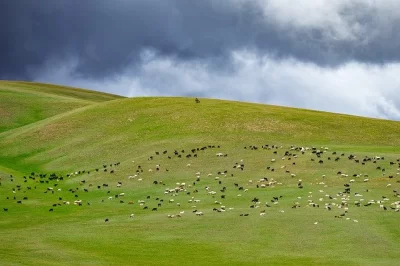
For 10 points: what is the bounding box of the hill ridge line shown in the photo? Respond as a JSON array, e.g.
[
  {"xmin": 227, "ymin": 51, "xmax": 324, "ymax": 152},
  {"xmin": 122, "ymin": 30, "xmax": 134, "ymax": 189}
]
[
  {"xmin": 0, "ymin": 103, "xmax": 100, "ymax": 139},
  {"xmin": 0, "ymin": 85, "xmax": 98, "ymax": 104},
  {"xmin": 1, "ymin": 80, "xmax": 125, "ymax": 99}
]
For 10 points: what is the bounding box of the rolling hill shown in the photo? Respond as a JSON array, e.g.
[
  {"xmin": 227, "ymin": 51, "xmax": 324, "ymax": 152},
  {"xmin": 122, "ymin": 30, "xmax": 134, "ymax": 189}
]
[
  {"xmin": 0, "ymin": 82, "xmax": 399, "ymax": 265},
  {"xmin": 0, "ymin": 81, "xmax": 124, "ymax": 133}
]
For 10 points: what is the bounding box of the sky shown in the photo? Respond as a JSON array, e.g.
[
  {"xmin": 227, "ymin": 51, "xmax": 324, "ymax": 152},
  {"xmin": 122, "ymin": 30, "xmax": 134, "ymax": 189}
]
[{"xmin": 1, "ymin": 0, "xmax": 400, "ymax": 120}]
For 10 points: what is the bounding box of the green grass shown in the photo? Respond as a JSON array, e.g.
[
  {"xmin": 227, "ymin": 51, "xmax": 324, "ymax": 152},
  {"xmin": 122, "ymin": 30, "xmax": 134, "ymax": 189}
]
[
  {"xmin": 0, "ymin": 81, "xmax": 123, "ymax": 132},
  {"xmin": 0, "ymin": 82, "xmax": 399, "ymax": 265}
]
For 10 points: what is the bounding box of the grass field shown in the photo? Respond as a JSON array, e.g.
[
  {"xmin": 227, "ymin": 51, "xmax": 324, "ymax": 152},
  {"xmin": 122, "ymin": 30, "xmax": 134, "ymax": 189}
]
[
  {"xmin": 0, "ymin": 81, "xmax": 124, "ymax": 133},
  {"xmin": 0, "ymin": 81, "xmax": 399, "ymax": 265}
]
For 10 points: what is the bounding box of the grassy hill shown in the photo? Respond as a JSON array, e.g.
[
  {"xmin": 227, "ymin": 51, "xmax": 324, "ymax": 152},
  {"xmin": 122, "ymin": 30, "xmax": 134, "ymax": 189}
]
[
  {"xmin": 0, "ymin": 82, "xmax": 399, "ymax": 265},
  {"xmin": 0, "ymin": 81, "xmax": 123, "ymax": 133}
]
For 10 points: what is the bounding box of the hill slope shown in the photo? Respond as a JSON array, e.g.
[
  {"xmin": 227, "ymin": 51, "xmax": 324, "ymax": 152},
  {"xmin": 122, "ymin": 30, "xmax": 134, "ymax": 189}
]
[
  {"xmin": 0, "ymin": 83, "xmax": 399, "ymax": 266},
  {"xmin": 0, "ymin": 96, "xmax": 399, "ymax": 174},
  {"xmin": 0, "ymin": 81, "xmax": 123, "ymax": 132}
]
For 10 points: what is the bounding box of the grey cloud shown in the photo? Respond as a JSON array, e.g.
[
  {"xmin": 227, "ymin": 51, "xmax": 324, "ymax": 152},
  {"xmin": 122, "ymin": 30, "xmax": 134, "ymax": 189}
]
[
  {"xmin": 33, "ymin": 50, "xmax": 400, "ymax": 120},
  {"xmin": 2, "ymin": 1, "xmax": 400, "ymax": 120},
  {"xmin": 2, "ymin": 0, "xmax": 400, "ymax": 80}
]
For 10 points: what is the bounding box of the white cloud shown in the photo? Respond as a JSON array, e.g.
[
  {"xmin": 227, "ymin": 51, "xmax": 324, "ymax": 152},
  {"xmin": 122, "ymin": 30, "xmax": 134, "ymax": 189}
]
[
  {"xmin": 32, "ymin": 50, "xmax": 400, "ymax": 120},
  {"xmin": 126, "ymin": 50, "xmax": 400, "ymax": 120},
  {"xmin": 231, "ymin": 0, "xmax": 400, "ymax": 44}
]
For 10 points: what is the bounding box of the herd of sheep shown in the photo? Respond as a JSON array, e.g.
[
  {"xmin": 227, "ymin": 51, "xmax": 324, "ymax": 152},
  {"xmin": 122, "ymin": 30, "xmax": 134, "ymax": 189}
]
[{"xmin": 1, "ymin": 144, "xmax": 399, "ymax": 225}]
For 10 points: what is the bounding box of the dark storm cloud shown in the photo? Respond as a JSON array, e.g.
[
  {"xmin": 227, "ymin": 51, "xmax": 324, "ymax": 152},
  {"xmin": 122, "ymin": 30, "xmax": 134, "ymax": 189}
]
[
  {"xmin": 2, "ymin": 0, "xmax": 400, "ymax": 80},
  {"xmin": 2, "ymin": 1, "xmax": 400, "ymax": 120}
]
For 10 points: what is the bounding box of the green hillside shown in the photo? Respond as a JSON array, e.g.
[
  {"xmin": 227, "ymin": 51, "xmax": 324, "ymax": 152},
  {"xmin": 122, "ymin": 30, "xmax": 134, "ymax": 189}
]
[
  {"xmin": 0, "ymin": 96, "xmax": 399, "ymax": 174},
  {"xmin": 0, "ymin": 82, "xmax": 399, "ymax": 266},
  {"xmin": 0, "ymin": 81, "xmax": 123, "ymax": 133}
]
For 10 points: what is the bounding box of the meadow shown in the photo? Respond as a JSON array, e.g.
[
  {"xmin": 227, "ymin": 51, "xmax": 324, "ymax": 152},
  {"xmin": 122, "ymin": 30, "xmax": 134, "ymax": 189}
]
[{"xmin": 0, "ymin": 81, "xmax": 399, "ymax": 265}]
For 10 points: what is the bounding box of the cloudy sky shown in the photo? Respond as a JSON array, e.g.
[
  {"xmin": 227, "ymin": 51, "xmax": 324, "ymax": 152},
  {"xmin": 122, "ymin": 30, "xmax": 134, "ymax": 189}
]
[{"xmin": 2, "ymin": 1, "xmax": 400, "ymax": 120}]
